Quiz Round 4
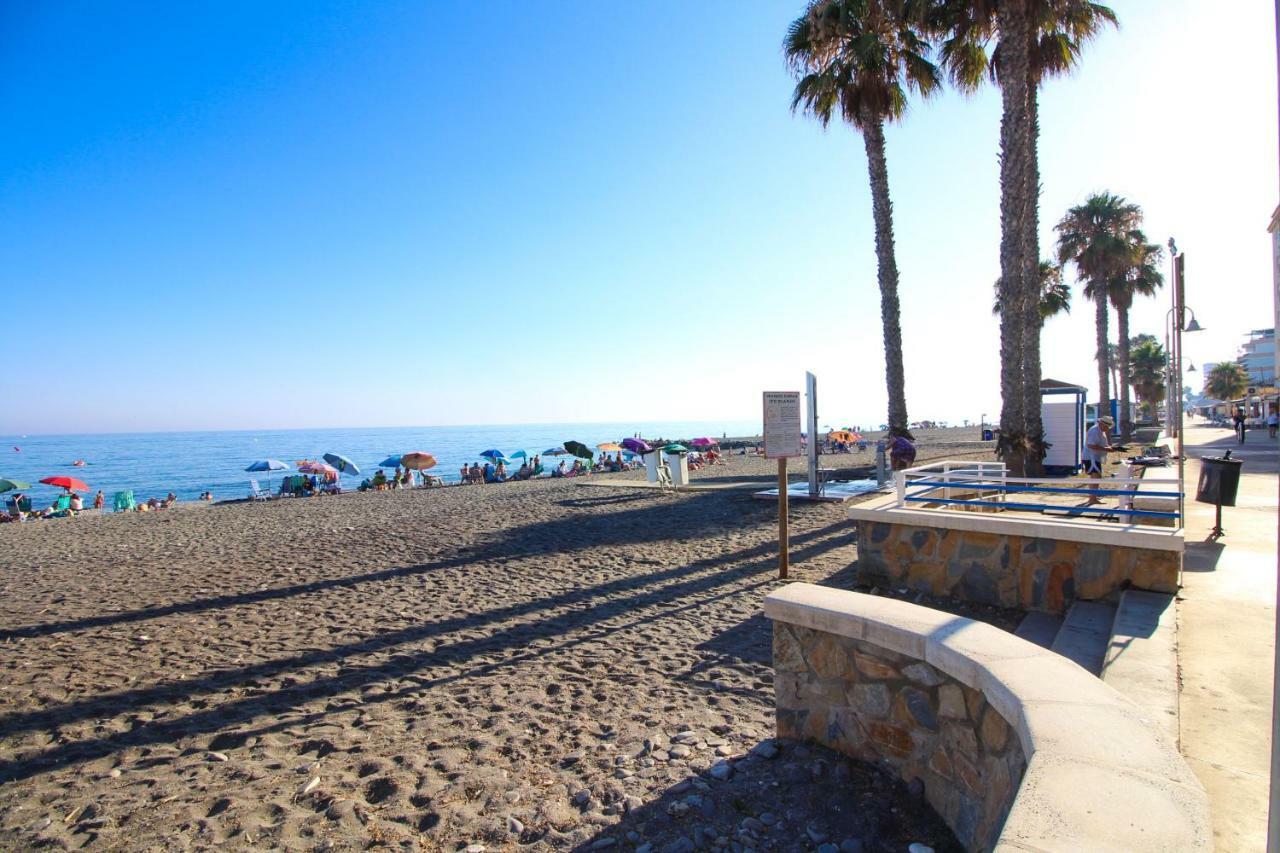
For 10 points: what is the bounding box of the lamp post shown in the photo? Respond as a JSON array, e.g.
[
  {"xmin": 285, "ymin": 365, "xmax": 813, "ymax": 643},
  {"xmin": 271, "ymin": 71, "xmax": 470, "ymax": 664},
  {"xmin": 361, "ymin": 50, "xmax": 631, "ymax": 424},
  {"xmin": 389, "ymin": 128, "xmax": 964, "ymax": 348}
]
[{"xmin": 1165, "ymin": 239, "xmax": 1203, "ymax": 523}]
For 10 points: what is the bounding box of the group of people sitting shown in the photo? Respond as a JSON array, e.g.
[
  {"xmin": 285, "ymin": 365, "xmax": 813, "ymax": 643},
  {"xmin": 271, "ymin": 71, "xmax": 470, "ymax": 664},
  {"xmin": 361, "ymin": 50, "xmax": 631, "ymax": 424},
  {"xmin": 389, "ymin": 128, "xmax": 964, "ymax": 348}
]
[
  {"xmin": 359, "ymin": 466, "xmax": 444, "ymax": 492},
  {"xmin": 461, "ymin": 456, "xmax": 544, "ymax": 484},
  {"xmin": 685, "ymin": 449, "xmax": 724, "ymax": 471},
  {"xmin": 2, "ymin": 488, "xmax": 181, "ymax": 522}
]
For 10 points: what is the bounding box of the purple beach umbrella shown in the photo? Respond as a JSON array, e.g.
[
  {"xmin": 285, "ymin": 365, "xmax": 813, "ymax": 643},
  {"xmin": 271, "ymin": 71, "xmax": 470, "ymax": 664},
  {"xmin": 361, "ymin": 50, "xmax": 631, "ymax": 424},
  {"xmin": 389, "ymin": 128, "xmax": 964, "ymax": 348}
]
[{"xmin": 622, "ymin": 437, "xmax": 653, "ymax": 455}]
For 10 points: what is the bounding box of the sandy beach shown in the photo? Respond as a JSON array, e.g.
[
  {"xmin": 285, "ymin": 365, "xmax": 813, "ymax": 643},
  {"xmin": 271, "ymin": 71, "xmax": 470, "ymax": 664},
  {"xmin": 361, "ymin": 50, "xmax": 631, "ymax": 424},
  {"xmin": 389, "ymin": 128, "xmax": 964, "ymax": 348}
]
[{"xmin": 0, "ymin": 432, "xmax": 987, "ymax": 851}]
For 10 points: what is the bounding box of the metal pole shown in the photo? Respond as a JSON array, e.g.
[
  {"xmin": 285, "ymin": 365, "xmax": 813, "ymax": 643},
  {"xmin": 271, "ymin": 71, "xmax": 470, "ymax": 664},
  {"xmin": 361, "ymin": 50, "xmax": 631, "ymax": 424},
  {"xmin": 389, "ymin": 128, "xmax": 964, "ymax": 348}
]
[
  {"xmin": 1175, "ymin": 253, "xmax": 1187, "ymax": 522},
  {"xmin": 1267, "ymin": 4, "xmax": 1280, "ymax": 848},
  {"xmin": 777, "ymin": 457, "xmax": 789, "ymax": 579}
]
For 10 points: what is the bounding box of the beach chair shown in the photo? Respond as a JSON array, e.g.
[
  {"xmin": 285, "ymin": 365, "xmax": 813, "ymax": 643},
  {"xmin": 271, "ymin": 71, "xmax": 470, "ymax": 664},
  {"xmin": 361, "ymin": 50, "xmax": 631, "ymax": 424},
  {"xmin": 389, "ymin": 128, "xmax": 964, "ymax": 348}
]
[
  {"xmin": 113, "ymin": 490, "xmax": 137, "ymax": 513},
  {"xmin": 249, "ymin": 479, "xmax": 271, "ymax": 501},
  {"xmin": 655, "ymin": 459, "xmax": 674, "ymax": 489},
  {"xmin": 54, "ymin": 495, "xmax": 72, "ymax": 512}
]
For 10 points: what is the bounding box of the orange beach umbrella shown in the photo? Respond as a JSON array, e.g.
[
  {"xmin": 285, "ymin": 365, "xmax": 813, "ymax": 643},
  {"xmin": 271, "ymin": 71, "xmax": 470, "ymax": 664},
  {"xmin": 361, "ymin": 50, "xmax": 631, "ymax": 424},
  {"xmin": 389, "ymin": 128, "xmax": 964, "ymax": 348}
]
[{"xmin": 399, "ymin": 452, "xmax": 437, "ymax": 471}]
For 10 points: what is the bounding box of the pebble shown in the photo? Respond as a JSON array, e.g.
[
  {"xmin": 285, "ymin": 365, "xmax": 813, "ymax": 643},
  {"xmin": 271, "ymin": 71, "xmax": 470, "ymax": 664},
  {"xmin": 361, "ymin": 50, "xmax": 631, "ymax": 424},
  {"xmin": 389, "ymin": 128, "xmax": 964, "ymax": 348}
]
[
  {"xmin": 709, "ymin": 761, "xmax": 733, "ymax": 782},
  {"xmin": 591, "ymin": 839, "xmax": 616, "ymax": 849},
  {"xmin": 661, "ymin": 837, "xmax": 695, "ymax": 853},
  {"xmin": 907, "ymin": 845, "xmax": 934, "ymax": 853},
  {"xmin": 670, "ymin": 780, "xmax": 692, "ymax": 795},
  {"xmin": 465, "ymin": 846, "xmax": 486, "ymax": 853},
  {"xmin": 758, "ymin": 812, "xmax": 778, "ymax": 827},
  {"xmin": 715, "ymin": 745, "xmax": 734, "ymax": 757},
  {"xmin": 839, "ymin": 839, "xmax": 864, "ymax": 853},
  {"xmin": 806, "ymin": 823, "xmax": 830, "ymax": 843},
  {"xmin": 635, "ymin": 844, "xmax": 653, "ymax": 853},
  {"xmin": 572, "ymin": 789, "xmax": 593, "ymax": 807},
  {"xmin": 754, "ymin": 742, "xmax": 779, "ymax": 760},
  {"xmin": 908, "ymin": 777, "xmax": 925, "ymax": 800},
  {"xmin": 669, "ymin": 744, "xmax": 692, "ymax": 759},
  {"xmin": 667, "ymin": 801, "xmax": 690, "ymax": 818},
  {"xmin": 624, "ymin": 795, "xmax": 644, "ymax": 813},
  {"xmin": 506, "ymin": 817, "xmax": 524, "ymax": 835},
  {"xmin": 673, "ymin": 731, "xmax": 699, "ymax": 744},
  {"xmin": 741, "ymin": 817, "xmax": 764, "ymax": 834},
  {"xmin": 818, "ymin": 845, "xmax": 840, "ymax": 853}
]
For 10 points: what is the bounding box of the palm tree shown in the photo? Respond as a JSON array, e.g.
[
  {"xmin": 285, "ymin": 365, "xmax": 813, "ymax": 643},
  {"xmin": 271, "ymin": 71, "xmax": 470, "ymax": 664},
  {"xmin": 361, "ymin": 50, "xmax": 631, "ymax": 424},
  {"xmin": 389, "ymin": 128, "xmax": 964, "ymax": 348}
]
[
  {"xmin": 785, "ymin": 0, "xmax": 941, "ymax": 438},
  {"xmin": 1206, "ymin": 362, "xmax": 1249, "ymax": 403},
  {"xmin": 937, "ymin": 0, "xmax": 1115, "ymax": 472},
  {"xmin": 1128, "ymin": 337, "xmax": 1166, "ymax": 422},
  {"xmin": 991, "ymin": 259, "xmax": 1070, "ymax": 320},
  {"xmin": 1054, "ymin": 192, "xmax": 1142, "ymax": 412},
  {"xmin": 1108, "ymin": 236, "xmax": 1163, "ymax": 437}
]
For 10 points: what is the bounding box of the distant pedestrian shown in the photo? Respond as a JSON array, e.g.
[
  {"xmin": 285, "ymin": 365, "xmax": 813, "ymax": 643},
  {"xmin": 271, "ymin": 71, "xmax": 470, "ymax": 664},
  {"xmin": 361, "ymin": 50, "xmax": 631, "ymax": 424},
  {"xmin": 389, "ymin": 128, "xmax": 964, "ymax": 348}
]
[
  {"xmin": 1233, "ymin": 409, "xmax": 1246, "ymax": 444},
  {"xmin": 1268, "ymin": 411, "xmax": 1278, "ymax": 439}
]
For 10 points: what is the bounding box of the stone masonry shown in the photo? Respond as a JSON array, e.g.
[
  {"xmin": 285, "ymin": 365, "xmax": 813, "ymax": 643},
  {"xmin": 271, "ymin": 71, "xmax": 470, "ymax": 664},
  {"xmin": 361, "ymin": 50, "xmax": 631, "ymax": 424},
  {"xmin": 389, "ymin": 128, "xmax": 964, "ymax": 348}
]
[
  {"xmin": 854, "ymin": 519, "xmax": 1180, "ymax": 613},
  {"xmin": 774, "ymin": 620, "xmax": 1025, "ymax": 851}
]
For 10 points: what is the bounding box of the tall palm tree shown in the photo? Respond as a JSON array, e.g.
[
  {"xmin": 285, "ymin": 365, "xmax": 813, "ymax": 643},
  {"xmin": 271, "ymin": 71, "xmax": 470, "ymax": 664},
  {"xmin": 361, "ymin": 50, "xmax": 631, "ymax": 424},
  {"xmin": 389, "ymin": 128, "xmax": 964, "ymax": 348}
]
[
  {"xmin": 1206, "ymin": 362, "xmax": 1249, "ymax": 403},
  {"xmin": 1054, "ymin": 192, "xmax": 1142, "ymax": 412},
  {"xmin": 1128, "ymin": 337, "xmax": 1166, "ymax": 422},
  {"xmin": 785, "ymin": 0, "xmax": 941, "ymax": 438},
  {"xmin": 1108, "ymin": 236, "xmax": 1163, "ymax": 437},
  {"xmin": 937, "ymin": 0, "xmax": 1115, "ymax": 472},
  {"xmin": 992, "ymin": 259, "xmax": 1070, "ymax": 320}
]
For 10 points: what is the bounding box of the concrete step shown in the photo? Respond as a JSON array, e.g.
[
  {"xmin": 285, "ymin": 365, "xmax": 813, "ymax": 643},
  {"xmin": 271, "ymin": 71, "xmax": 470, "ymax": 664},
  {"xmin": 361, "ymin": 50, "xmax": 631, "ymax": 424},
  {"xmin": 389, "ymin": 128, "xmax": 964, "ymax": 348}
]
[
  {"xmin": 1050, "ymin": 601, "xmax": 1118, "ymax": 676},
  {"xmin": 1101, "ymin": 590, "xmax": 1180, "ymax": 745},
  {"xmin": 1014, "ymin": 611, "xmax": 1064, "ymax": 649}
]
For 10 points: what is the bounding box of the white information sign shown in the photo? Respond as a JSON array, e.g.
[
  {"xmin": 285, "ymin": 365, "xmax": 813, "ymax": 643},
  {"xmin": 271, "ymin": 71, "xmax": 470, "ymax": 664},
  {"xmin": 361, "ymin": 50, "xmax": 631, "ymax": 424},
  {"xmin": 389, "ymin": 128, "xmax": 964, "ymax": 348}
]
[{"xmin": 763, "ymin": 391, "xmax": 802, "ymax": 459}]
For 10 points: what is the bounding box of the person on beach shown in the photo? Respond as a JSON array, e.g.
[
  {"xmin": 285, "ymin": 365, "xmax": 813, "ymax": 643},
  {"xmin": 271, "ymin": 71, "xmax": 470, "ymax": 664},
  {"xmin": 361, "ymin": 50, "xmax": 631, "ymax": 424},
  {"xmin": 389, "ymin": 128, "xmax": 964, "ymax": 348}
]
[
  {"xmin": 70, "ymin": 493, "xmax": 84, "ymax": 512},
  {"xmin": 1268, "ymin": 410, "xmax": 1278, "ymax": 439},
  {"xmin": 553, "ymin": 461, "xmax": 566, "ymax": 477},
  {"xmin": 1234, "ymin": 409, "xmax": 1247, "ymax": 444},
  {"xmin": 495, "ymin": 461, "xmax": 508, "ymax": 482},
  {"xmin": 1084, "ymin": 415, "xmax": 1115, "ymax": 504},
  {"xmin": 372, "ymin": 469, "xmax": 387, "ymax": 490},
  {"xmin": 93, "ymin": 490, "xmax": 104, "ymax": 509},
  {"xmin": 889, "ymin": 435, "xmax": 917, "ymax": 471}
]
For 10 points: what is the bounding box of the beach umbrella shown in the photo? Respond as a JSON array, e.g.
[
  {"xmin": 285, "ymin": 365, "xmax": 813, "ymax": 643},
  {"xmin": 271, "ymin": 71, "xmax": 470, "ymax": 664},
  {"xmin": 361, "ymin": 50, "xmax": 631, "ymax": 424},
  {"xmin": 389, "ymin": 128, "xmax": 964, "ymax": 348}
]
[
  {"xmin": 543, "ymin": 447, "xmax": 571, "ymax": 456},
  {"xmin": 563, "ymin": 440, "xmax": 593, "ymax": 459},
  {"xmin": 378, "ymin": 455, "xmax": 404, "ymax": 468},
  {"xmin": 40, "ymin": 475, "xmax": 89, "ymax": 492},
  {"xmin": 245, "ymin": 459, "xmax": 290, "ymax": 473},
  {"xmin": 661, "ymin": 444, "xmax": 688, "ymax": 454},
  {"xmin": 400, "ymin": 451, "xmax": 437, "ymax": 470},
  {"xmin": 510, "ymin": 450, "xmax": 528, "ymax": 460},
  {"xmin": 322, "ymin": 453, "xmax": 361, "ymax": 475},
  {"xmin": 596, "ymin": 442, "xmax": 623, "ymax": 452},
  {"xmin": 297, "ymin": 460, "xmax": 340, "ymax": 477},
  {"xmin": 688, "ymin": 437, "xmax": 718, "ymax": 448},
  {"xmin": 0, "ymin": 478, "xmax": 30, "ymax": 493},
  {"xmin": 621, "ymin": 437, "xmax": 652, "ymax": 455},
  {"xmin": 478, "ymin": 449, "xmax": 509, "ymax": 463}
]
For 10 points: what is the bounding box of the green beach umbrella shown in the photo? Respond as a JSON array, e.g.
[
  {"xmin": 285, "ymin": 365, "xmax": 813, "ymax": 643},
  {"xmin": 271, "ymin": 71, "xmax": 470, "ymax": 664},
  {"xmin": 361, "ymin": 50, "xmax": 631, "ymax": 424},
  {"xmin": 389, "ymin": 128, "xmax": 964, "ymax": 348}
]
[
  {"xmin": 662, "ymin": 444, "xmax": 688, "ymax": 454},
  {"xmin": 563, "ymin": 440, "xmax": 593, "ymax": 460},
  {"xmin": 0, "ymin": 478, "xmax": 31, "ymax": 493}
]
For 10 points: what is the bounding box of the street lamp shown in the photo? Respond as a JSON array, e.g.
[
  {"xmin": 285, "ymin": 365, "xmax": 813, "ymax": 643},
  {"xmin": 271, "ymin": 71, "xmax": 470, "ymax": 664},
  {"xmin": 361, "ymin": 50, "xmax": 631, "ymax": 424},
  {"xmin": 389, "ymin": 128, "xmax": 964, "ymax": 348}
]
[{"xmin": 1164, "ymin": 243, "xmax": 1203, "ymax": 522}]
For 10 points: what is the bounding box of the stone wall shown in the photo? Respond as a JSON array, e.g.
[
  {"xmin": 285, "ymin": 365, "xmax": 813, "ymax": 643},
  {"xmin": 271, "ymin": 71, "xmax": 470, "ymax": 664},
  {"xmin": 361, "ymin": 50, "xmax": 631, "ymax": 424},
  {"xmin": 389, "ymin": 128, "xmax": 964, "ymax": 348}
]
[
  {"xmin": 765, "ymin": 583, "xmax": 1212, "ymax": 852},
  {"xmin": 854, "ymin": 519, "xmax": 1180, "ymax": 613},
  {"xmin": 774, "ymin": 620, "xmax": 1024, "ymax": 850}
]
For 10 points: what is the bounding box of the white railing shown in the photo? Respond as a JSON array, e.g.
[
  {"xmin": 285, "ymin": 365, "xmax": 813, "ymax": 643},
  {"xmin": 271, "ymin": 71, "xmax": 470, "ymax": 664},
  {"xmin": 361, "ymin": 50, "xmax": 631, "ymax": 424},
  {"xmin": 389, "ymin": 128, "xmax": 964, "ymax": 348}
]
[{"xmin": 893, "ymin": 460, "xmax": 1182, "ymax": 522}]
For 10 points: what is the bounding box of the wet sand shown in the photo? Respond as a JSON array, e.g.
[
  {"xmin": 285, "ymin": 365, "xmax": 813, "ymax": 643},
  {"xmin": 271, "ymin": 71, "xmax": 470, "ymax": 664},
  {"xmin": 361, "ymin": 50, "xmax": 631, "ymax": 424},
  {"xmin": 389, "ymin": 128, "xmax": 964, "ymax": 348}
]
[{"xmin": 0, "ymin": 437, "xmax": 987, "ymax": 851}]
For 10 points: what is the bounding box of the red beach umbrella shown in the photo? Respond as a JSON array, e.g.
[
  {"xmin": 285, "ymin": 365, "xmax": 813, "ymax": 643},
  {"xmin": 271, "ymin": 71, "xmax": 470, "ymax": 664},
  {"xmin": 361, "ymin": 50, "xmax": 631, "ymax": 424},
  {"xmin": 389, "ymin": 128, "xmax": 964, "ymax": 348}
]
[{"xmin": 40, "ymin": 475, "xmax": 89, "ymax": 492}]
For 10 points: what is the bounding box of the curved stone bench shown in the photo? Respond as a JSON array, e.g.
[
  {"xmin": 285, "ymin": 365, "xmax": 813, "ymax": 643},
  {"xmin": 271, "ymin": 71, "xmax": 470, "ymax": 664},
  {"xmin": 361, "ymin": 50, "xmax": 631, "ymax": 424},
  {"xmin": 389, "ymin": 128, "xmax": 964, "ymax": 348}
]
[{"xmin": 764, "ymin": 583, "xmax": 1211, "ymax": 852}]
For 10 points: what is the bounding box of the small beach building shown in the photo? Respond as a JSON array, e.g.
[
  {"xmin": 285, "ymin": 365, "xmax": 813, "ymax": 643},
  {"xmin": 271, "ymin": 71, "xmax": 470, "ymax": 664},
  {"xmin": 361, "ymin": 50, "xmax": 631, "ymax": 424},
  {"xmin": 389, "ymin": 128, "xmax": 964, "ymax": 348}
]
[{"xmin": 1040, "ymin": 378, "xmax": 1086, "ymax": 474}]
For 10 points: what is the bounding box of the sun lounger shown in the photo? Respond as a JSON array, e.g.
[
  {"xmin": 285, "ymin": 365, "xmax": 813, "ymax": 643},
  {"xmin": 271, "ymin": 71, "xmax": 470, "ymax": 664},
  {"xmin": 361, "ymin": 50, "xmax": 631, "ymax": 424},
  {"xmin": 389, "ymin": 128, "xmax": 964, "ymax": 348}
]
[
  {"xmin": 113, "ymin": 490, "xmax": 137, "ymax": 512},
  {"xmin": 249, "ymin": 479, "xmax": 272, "ymax": 501},
  {"xmin": 54, "ymin": 495, "xmax": 72, "ymax": 512}
]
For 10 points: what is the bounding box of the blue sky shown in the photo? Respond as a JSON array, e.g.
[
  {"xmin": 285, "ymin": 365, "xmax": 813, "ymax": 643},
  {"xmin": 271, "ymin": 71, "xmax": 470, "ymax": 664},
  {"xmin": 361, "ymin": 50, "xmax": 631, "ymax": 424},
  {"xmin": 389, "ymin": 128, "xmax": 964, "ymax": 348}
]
[{"xmin": 2, "ymin": 1, "xmax": 1276, "ymax": 434}]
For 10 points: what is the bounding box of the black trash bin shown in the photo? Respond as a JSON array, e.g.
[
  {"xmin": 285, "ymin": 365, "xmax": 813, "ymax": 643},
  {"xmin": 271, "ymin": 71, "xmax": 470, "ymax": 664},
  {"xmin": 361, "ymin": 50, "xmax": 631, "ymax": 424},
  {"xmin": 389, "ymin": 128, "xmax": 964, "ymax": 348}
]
[{"xmin": 1196, "ymin": 453, "xmax": 1243, "ymax": 506}]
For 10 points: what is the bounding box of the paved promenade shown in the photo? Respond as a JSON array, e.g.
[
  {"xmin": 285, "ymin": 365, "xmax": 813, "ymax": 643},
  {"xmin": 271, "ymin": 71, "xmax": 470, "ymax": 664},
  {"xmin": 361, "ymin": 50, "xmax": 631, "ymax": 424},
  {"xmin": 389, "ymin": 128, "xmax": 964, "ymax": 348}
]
[{"xmin": 1178, "ymin": 421, "xmax": 1278, "ymax": 851}]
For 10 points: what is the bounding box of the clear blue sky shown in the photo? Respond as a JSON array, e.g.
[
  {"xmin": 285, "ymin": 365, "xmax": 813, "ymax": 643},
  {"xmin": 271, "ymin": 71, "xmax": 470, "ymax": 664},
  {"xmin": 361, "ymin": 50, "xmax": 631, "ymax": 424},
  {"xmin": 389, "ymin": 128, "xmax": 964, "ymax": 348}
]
[{"xmin": 2, "ymin": 1, "xmax": 1276, "ymax": 434}]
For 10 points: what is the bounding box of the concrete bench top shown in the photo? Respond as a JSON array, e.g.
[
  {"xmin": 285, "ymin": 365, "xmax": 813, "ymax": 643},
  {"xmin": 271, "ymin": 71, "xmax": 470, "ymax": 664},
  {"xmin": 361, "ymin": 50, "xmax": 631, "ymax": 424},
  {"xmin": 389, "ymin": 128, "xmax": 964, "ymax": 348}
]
[
  {"xmin": 764, "ymin": 583, "xmax": 1211, "ymax": 852},
  {"xmin": 848, "ymin": 493, "xmax": 1185, "ymax": 552}
]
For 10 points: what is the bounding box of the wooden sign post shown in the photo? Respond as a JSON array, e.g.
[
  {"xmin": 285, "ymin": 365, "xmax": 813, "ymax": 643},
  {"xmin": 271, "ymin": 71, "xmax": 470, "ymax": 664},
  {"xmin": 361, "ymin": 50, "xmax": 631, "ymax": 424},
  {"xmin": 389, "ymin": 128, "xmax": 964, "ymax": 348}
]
[{"xmin": 763, "ymin": 391, "xmax": 802, "ymax": 579}]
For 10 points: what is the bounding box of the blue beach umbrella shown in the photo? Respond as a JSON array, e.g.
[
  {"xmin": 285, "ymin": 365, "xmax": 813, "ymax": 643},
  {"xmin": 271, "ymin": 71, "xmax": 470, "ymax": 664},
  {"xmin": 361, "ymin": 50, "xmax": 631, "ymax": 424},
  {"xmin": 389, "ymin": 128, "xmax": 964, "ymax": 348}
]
[
  {"xmin": 510, "ymin": 450, "xmax": 528, "ymax": 460},
  {"xmin": 378, "ymin": 455, "xmax": 403, "ymax": 468},
  {"xmin": 245, "ymin": 459, "xmax": 289, "ymax": 473},
  {"xmin": 478, "ymin": 449, "xmax": 508, "ymax": 462},
  {"xmin": 322, "ymin": 453, "xmax": 361, "ymax": 475},
  {"xmin": 245, "ymin": 459, "xmax": 290, "ymax": 492},
  {"xmin": 543, "ymin": 447, "xmax": 570, "ymax": 456}
]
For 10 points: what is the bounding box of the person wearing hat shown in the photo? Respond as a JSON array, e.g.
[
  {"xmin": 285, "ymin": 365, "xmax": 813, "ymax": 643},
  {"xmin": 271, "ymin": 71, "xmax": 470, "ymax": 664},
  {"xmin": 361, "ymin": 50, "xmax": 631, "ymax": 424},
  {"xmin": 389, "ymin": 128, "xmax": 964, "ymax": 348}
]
[{"xmin": 1084, "ymin": 414, "xmax": 1116, "ymax": 504}]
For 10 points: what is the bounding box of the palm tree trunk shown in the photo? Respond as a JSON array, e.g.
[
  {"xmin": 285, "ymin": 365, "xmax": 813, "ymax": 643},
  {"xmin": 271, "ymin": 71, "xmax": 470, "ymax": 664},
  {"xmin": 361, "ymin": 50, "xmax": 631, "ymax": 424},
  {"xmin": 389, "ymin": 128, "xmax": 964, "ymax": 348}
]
[
  {"xmin": 1094, "ymin": 294, "xmax": 1110, "ymax": 412},
  {"xmin": 1021, "ymin": 80, "xmax": 1043, "ymax": 476},
  {"xmin": 1117, "ymin": 307, "xmax": 1133, "ymax": 437},
  {"xmin": 996, "ymin": 0, "xmax": 1031, "ymax": 476},
  {"xmin": 860, "ymin": 114, "xmax": 909, "ymax": 438}
]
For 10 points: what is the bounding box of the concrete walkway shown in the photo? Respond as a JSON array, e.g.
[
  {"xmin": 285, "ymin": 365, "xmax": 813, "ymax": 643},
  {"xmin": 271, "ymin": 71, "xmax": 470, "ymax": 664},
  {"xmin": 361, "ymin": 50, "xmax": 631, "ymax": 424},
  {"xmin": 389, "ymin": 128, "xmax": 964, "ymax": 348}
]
[{"xmin": 1178, "ymin": 421, "xmax": 1278, "ymax": 851}]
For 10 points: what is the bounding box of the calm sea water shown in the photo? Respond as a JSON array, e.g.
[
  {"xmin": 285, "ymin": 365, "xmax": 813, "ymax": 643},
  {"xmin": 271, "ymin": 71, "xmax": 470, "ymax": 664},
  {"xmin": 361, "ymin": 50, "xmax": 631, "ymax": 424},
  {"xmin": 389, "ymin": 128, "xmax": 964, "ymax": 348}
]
[{"xmin": 1, "ymin": 420, "xmax": 763, "ymax": 505}]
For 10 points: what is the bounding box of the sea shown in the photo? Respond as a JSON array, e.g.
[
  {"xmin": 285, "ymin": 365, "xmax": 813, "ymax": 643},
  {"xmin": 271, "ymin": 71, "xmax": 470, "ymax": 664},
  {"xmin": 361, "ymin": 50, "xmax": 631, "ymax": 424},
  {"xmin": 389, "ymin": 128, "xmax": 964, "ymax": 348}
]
[{"xmin": 1, "ymin": 420, "xmax": 765, "ymax": 506}]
